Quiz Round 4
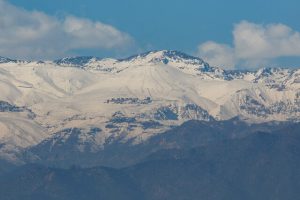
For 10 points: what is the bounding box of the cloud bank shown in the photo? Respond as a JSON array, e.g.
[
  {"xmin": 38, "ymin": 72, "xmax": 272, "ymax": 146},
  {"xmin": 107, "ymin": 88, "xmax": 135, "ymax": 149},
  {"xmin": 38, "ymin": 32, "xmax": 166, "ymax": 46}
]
[
  {"xmin": 0, "ymin": 0, "xmax": 133, "ymax": 59},
  {"xmin": 197, "ymin": 21, "xmax": 300, "ymax": 69}
]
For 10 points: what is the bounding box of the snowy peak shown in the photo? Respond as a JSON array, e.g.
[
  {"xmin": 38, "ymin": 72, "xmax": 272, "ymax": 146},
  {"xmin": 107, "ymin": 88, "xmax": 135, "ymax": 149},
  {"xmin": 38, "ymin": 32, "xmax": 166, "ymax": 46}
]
[
  {"xmin": 53, "ymin": 50, "xmax": 209, "ymax": 67},
  {"xmin": 118, "ymin": 50, "xmax": 218, "ymax": 73},
  {"xmin": 53, "ymin": 50, "xmax": 226, "ymax": 79},
  {"xmin": 254, "ymin": 68, "xmax": 291, "ymax": 78},
  {"xmin": 0, "ymin": 56, "xmax": 38, "ymax": 65},
  {"xmin": 120, "ymin": 50, "xmax": 206, "ymax": 65},
  {"xmin": 54, "ymin": 56, "xmax": 98, "ymax": 67},
  {"xmin": 0, "ymin": 56, "xmax": 17, "ymax": 64},
  {"xmin": 250, "ymin": 67, "xmax": 300, "ymax": 90}
]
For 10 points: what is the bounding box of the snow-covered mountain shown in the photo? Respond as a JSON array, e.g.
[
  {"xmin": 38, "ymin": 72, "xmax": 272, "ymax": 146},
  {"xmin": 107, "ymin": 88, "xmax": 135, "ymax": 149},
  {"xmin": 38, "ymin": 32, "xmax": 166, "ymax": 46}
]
[
  {"xmin": 54, "ymin": 50, "xmax": 228, "ymax": 79},
  {"xmin": 0, "ymin": 50, "xmax": 299, "ymax": 164}
]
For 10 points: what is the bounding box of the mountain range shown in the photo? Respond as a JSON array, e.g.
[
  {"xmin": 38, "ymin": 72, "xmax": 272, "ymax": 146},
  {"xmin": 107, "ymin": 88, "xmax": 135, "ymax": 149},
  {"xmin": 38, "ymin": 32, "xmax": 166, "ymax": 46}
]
[
  {"xmin": 1, "ymin": 50, "xmax": 300, "ymax": 199},
  {"xmin": 0, "ymin": 53, "xmax": 299, "ymax": 156},
  {"xmin": 0, "ymin": 50, "xmax": 300, "ymax": 166}
]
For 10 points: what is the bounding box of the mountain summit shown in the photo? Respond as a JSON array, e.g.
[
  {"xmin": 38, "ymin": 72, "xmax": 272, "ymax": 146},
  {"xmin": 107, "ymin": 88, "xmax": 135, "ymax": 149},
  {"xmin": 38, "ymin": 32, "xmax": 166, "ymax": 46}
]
[
  {"xmin": 120, "ymin": 50, "xmax": 207, "ymax": 65},
  {"xmin": 0, "ymin": 56, "xmax": 17, "ymax": 64},
  {"xmin": 53, "ymin": 50, "xmax": 227, "ymax": 79}
]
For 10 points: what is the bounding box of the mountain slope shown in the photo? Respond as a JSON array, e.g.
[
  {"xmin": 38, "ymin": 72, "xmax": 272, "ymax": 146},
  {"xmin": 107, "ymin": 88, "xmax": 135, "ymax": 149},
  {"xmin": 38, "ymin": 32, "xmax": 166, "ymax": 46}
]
[
  {"xmin": 0, "ymin": 164, "xmax": 143, "ymax": 200},
  {"xmin": 125, "ymin": 129, "xmax": 300, "ymax": 200},
  {"xmin": 1, "ymin": 127, "xmax": 300, "ymax": 200},
  {"xmin": 24, "ymin": 119, "xmax": 297, "ymax": 168}
]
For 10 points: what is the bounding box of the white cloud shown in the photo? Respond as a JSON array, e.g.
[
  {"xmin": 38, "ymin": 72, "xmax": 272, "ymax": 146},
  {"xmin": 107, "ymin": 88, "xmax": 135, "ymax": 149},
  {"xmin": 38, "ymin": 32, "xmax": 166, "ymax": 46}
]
[
  {"xmin": 197, "ymin": 41, "xmax": 235, "ymax": 69},
  {"xmin": 197, "ymin": 21, "xmax": 300, "ymax": 69},
  {"xmin": 0, "ymin": 0, "xmax": 133, "ymax": 59}
]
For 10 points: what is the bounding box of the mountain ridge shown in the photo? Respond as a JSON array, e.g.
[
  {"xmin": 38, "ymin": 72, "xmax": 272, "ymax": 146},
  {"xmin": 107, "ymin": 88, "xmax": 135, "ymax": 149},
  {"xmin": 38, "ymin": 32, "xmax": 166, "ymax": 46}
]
[
  {"xmin": 1, "ymin": 50, "xmax": 299, "ymax": 82},
  {"xmin": 1, "ymin": 50, "xmax": 298, "ymax": 73}
]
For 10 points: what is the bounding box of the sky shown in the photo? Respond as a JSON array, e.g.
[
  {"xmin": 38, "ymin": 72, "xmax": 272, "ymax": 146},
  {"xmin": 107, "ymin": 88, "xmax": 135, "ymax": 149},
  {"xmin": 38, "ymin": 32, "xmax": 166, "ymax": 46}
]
[{"xmin": 1, "ymin": 0, "xmax": 300, "ymax": 69}]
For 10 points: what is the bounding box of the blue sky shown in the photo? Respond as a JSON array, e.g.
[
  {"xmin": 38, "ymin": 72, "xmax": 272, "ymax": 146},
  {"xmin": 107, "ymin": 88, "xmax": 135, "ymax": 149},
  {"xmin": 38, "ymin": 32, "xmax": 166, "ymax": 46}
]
[{"xmin": 2, "ymin": 0, "xmax": 300, "ymax": 69}]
